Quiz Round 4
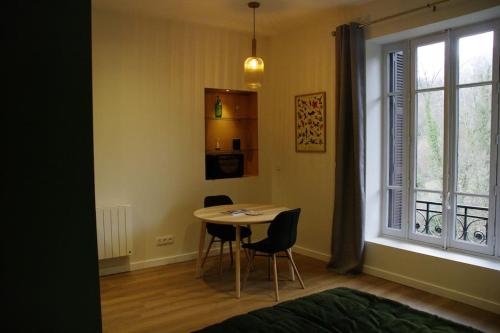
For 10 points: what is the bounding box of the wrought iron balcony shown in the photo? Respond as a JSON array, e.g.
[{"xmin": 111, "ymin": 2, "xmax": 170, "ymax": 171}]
[{"xmin": 415, "ymin": 200, "xmax": 488, "ymax": 244}]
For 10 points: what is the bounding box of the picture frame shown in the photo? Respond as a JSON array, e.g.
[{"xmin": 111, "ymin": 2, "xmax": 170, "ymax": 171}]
[{"xmin": 295, "ymin": 92, "xmax": 326, "ymax": 152}]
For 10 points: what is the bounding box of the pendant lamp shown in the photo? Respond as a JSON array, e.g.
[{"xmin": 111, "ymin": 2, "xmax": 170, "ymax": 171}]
[{"xmin": 244, "ymin": 1, "xmax": 264, "ymax": 89}]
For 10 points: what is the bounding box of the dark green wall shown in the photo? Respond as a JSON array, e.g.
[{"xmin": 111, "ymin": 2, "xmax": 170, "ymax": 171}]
[{"xmin": 4, "ymin": 1, "xmax": 102, "ymax": 331}]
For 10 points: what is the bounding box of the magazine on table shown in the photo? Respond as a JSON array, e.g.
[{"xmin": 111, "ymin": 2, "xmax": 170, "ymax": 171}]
[{"xmin": 221, "ymin": 209, "xmax": 264, "ymax": 216}]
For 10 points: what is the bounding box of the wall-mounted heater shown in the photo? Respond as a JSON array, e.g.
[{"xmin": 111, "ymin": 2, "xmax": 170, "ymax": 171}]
[{"xmin": 95, "ymin": 205, "xmax": 133, "ymax": 259}]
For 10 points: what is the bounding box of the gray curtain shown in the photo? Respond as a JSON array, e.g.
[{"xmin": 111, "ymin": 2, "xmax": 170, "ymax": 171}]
[{"xmin": 328, "ymin": 23, "xmax": 366, "ymax": 274}]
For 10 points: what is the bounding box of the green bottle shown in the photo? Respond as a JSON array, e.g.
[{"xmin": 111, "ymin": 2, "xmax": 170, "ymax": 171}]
[{"xmin": 214, "ymin": 96, "xmax": 222, "ymax": 119}]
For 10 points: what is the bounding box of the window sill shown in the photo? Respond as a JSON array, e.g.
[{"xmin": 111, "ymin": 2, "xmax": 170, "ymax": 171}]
[{"xmin": 366, "ymin": 236, "xmax": 500, "ymax": 272}]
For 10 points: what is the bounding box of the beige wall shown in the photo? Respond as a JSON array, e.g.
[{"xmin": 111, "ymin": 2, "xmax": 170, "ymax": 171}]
[
  {"xmin": 92, "ymin": 0, "xmax": 500, "ymax": 312},
  {"xmin": 92, "ymin": 10, "xmax": 272, "ymax": 270},
  {"xmin": 265, "ymin": 0, "xmax": 500, "ymax": 311},
  {"xmin": 266, "ymin": 19, "xmax": 339, "ymax": 258}
]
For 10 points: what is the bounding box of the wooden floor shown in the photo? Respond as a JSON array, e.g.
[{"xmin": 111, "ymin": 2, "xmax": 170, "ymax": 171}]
[{"xmin": 100, "ymin": 253, "xmax": 500, "ymax": 333}]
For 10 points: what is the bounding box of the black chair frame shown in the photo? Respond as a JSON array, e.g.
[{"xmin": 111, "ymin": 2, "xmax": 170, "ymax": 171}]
[
  {"xmin": 201, "ymin": 195, "xmax": 252, "ymax": 275},
  {"xmin": 242, "ymin": 208, "xmax": 304, "ymax": 301}
]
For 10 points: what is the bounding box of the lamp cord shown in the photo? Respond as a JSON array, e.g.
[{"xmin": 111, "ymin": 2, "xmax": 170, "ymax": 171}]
[{"xmin": 253, "ymin": 7, "xmax": 256, "ymax": 39}]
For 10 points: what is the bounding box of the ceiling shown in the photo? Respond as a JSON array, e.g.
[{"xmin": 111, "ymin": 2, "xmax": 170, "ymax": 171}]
[{"xmin": 93, "ymin": 0, "xmax": 368, "ymax": 35}]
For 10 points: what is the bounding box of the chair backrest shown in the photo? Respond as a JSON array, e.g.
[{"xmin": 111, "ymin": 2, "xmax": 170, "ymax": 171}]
[
  {"xmin": 267, "ymin": 208, "xmax": 301, "ymax": 252},
  {"xmin": 204, "ymin": 195, "xmax": 233, "ymax": 208},
  {"xmin": 204, "ymin": 195, "xmax": 235, "ymax": 236}
]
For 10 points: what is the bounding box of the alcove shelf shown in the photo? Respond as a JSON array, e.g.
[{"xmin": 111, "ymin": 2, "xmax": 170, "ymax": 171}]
[{"xmin": 205, "ymin": 88, "xmax": 258, "ymax": 179}]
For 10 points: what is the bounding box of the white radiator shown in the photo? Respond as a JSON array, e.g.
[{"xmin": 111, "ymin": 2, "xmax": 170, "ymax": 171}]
[{"xmin": 95, "ymin": 205, "xmax": 133, "ymax": 259}]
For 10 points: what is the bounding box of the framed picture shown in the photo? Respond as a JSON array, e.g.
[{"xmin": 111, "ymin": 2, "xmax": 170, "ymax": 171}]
[{"xmin": 295, "ymin": 92, "xmax": 326, "ymax": 152}]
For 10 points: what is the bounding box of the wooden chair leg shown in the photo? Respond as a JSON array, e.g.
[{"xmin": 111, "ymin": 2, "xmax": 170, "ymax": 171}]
[
  {"xmin": 242, "ymin": 250, "xmax": 255, "ymax": 289},
  {"xmin": 267, "ymin": 256, "xmax": 271, "ymax": 281},
  {"xmin": 201, "ymin": 235, "xmax": 215, "ymax": 269},
  {"xmin": 218, "ymin": 241, "xmax": 225, "ymax": 275},
  {"xmin": 286, "ymin": 249, "xmax": 305, "ymax": 289},
  {"xmin": 243, "ymin": 245, "xmax": 255, "ymax": 271},
  {"xmin": 288, "ymin": 250, "xmax": 295, "ymax": 281},
  {"xmin": 229, "ymin": 241, "xmax": 234, "ymax": 266},
  {"xmin": 272, "ymin": 253, "xmax": 279, "ymax": 302}
]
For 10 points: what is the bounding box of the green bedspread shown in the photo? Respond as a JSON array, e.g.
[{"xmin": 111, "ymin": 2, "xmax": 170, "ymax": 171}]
[{"xmin": 195, "ymin": 287, "xmax": 481, "ymax": 333}]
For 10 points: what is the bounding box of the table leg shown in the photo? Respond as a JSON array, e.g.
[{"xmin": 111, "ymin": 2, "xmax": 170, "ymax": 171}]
[
  {"xmin": 196, "ymin": 221, "xmax": 207, "ymax": 278},
  {"xmin": 235, "ymin": 225, "xmax": 241, "ymax": 298}
]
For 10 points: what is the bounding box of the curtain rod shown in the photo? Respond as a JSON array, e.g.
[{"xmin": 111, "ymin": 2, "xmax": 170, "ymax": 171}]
[{"xmin": 331, "ymin": 0, "xmax": 450, "ymax": 37}]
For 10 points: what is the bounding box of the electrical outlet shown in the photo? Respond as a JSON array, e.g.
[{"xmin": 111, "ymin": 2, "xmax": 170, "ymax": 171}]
[
  {"xmin": 156, "ymin": 236, "xmax": 165, "ymax": 246},
  {"xmin": 165, "ymin": 235, "xmax": 174, "ymax": 244},
  {"xmin": 156, "ymin": 235, "xmax": 174, "ymax": 246}
]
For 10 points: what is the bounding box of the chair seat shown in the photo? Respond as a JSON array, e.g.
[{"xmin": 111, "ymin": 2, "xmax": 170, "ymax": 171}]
[
  {"xmin": 242, "ymin": 237, "xmax": 281, "ymax": 254},
  {"xmin": 207, "ymin": 224, "xmax": 251, "ymax": 241}
]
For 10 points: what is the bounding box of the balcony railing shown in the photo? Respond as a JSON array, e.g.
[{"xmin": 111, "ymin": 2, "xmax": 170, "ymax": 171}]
[{"xmin": 415, "ymin": 200, "xmax": 488, "ymax": 244}]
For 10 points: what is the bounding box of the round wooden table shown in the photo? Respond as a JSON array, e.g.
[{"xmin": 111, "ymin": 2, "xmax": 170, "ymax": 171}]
[{"xmin": 193, "ymin": 203, "xmax": 289, "ymax": 298}]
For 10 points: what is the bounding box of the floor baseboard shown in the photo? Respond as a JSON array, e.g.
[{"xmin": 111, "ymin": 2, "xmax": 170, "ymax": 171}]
[
  {"xmin": 99, "ymin": 245, "xmax": 229, "ymax": 276},
  {"xmin": 292, "ymin": 245, "xmax": 330, "ymax": 262},
  {"xmin": 99, "ymin": 244, "xmax": 330, "ymax": 276},
  {"xmin": 363, "ymin": 264, "xmax": 500, "ymax": 315}
]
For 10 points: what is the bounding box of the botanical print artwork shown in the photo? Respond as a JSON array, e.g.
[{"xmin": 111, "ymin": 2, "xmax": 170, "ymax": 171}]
[{"xmin": 295, "ymin": 92, "xmax": 326, "ymax": 152}]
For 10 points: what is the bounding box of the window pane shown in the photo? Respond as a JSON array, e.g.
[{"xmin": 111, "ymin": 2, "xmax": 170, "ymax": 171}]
[
  {"xmin": 455, "ymin": 195, "xmax": 488, "ymax": 245},
  {"xmin": 415, "ymin": 191, "xmax": 443, "ymax": 238},
  {"xmin": 458, "ymin": 31, "xmax": 493, "ymax": 85},
  {"xmin": 388, "ymin": 189, "xmax": 403, "ymax": 230},
  {"xmin": 417, "ymin": 42, "xmax": 445, "ymax": 89},
  {"xmin": 389, "ymin": 94, "xmax": 405, "ymax": 186},
  {"xmin": 457, "ymin": 85, "xmax": 492, "ymax": 194},
  {"xmin": 389, "ymin": 51, "xmax": 405, "ymax": 93},
  {"xmin": 416, "ymin": 90, "xmax": 444, "ymax": 190}
]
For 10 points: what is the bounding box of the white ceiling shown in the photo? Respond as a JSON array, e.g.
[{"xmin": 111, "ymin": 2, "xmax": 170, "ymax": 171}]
[{"xmin": 93, "ymin": 0, "xmax": 368, "ymax": 35}]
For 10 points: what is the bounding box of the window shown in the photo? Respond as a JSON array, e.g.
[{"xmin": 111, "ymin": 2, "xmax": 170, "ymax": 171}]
[{"xmin": 382, "ymin": 20, "xmax": 500, "ymax": 257}]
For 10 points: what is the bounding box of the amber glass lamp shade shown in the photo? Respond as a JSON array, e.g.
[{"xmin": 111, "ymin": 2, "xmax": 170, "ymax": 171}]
[{"xmin": 244, "ymin": 56, "xmax": 264, "ymax": 89}]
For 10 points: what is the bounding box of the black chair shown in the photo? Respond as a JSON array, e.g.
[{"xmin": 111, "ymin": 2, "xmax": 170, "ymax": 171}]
[
  {"xmin": 242, "ymin": 208, "xmax": 305, "ymax": 301},
  {"xmin": 201, "ymin": 195, "xmax": 252, "ymax": 274}
]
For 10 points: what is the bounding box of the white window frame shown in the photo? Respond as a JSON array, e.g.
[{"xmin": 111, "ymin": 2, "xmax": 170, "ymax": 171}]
[
  {"xmin": 447, "ymin": 21, "xmax": 500, "ymax": 255},
  {"xmin": 408, "ymin": 32, "xmax": 449, "ymax": 248},
  {"xmin": 381, "ymin": 19, "xmax": 500, "ymax": 258}
]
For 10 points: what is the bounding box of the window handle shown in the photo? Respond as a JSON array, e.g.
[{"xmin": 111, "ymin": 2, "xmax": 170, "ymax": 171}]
[{"xmin": 445, "ymin": 192, "xmax": 451, "ymax": 210}]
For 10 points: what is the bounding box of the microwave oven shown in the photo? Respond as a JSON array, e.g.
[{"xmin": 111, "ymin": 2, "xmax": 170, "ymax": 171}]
[{"xmin": 206, "ymin": 153, "xmax": 244, "ymax": 179}]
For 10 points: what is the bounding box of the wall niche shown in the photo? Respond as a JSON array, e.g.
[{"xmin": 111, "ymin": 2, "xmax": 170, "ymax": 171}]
[{"xmin": 205, "ymin": 88, "xmax": 258, "ymax": 180}]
